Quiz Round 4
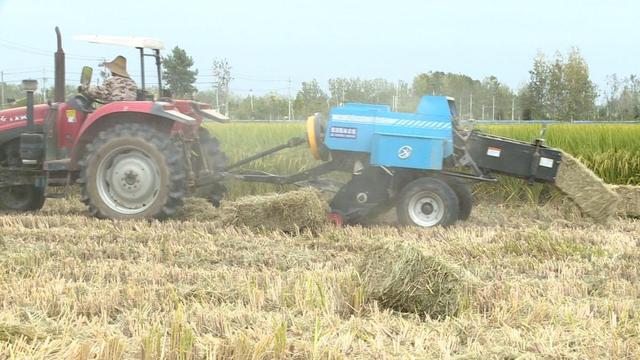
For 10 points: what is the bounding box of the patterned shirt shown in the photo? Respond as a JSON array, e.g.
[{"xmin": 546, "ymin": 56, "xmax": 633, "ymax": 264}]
[{"xmin": 84, "ymin": 76, "xmax": 138, "ymax": 102}]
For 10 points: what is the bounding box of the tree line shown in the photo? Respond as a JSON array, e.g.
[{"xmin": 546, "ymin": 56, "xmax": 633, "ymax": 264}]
[
  {"xmin": 188, "ymin": 46, "xmax": 637, "ymax": 121},
  {"xmin": 2, "ymin": 46, "xmax": 638, "ymax": 121}
]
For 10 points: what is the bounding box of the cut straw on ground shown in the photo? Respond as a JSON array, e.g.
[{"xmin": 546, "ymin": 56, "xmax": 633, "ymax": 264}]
[
  {"xmin": 553, "ymin": 151, "xmax": 620, "ymax": 222},
  {"xmin": 610, "ymin": 185, "xmax": 640, "ymax": 218}
]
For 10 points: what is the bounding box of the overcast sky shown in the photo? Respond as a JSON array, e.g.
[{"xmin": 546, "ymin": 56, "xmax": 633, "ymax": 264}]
[{"xmin": 0, "ymin": 0, "xmax": 638, "ymax": 98}]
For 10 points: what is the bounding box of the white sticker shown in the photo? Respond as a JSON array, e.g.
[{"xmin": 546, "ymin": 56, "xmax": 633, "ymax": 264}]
[
  {"xmin": 486, "ymin": 147, "xmax": 501, "ymax": 158},
  {"xmin": 539, "ymin": 157, "xmax": 554, "ymax": 168}
]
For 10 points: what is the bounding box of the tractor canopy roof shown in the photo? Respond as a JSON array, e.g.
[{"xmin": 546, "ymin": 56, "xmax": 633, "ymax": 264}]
[{"xmin": 73, "ymin": 35, "xmax": 164, "ymax": 50}]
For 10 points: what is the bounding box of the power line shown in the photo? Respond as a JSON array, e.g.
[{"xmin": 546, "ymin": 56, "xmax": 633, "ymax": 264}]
[{"xmin": 0, "ymin": 38, "xmax": 103, "ymax": 61}]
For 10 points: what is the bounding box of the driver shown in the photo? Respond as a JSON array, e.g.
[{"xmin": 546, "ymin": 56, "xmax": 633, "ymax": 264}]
[{"xmin": 80, "ymin": 55, "xmax": 137, "ymax": 102}]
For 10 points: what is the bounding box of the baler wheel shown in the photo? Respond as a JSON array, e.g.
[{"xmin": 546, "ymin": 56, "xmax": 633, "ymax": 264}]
[
  {"xmin": 396, "ymin": 177, "xmax": 459, "ymax": 227},
  {"xmin": 442, "ymin": 177, "xmax": 474, "ymax": 221},
  {"xmin": 0, "ymin": 185, "xmax": 45, "ymax": 211},
  {"xmin": 78, "ymin": 123, "xmax": 187, "ymax": 219}
]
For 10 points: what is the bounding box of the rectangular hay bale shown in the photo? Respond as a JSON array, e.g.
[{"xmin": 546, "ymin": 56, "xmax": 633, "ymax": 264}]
[
  {"xmin": 554, "ymin": 151, "xmax": 620, "ymax": 222},
  {"xmin": 221, "ymin": 188, "xmax": 328, "ymax": 232}
]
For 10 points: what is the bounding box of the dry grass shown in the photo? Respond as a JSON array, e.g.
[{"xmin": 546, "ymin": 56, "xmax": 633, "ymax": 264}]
[{"xmin": 0, "ymin": 196, "xmax": 639, "ymax": 358}]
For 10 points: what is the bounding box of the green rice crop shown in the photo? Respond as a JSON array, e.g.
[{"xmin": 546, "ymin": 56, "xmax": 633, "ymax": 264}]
[
  {"xmin": 206, "ymin": 122, "xmax": 319, "ymax": 198},
  {"xmin": 479, "ymin": 124, "xmax": 640, "ymax": 185}
]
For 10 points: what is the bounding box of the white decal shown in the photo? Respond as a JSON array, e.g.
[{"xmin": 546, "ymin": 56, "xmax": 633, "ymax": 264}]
[
  {"xmin": 539, "ymin": 157, "xmax": 554, "ymax": 168},
  {"xmin": 398, "ymin": 145, "xmax": 413, "ymax": 159},
  {"xmin": 486, "ymin": 147, "xmax": 501, "ymax": 158}
]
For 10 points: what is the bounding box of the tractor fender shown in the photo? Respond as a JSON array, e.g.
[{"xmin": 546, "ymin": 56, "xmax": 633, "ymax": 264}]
[{"xmin": 69, "ymin": 101, "xmax": 197, "ymax": 170}]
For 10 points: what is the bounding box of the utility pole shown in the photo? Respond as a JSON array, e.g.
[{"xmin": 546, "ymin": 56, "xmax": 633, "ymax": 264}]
[
  {"xmin": 492, "ymin": 95, "xmax": 495, "ymax": 120},
  {"xmin": 0, "ymin": 71, "xmax": 4, "ymax": 110},
  {"xmin": 249, "ymin": 88, "xmax": 254, "ymax": 118},
  {"xmin": 511, "ymin": 97, "xmax": 515, "ymax": 120},
  {"xmin": 224, "ymin": 81, "xmax": 230, "ymax": 118},
  {"xmin": 287, "ymin": 77, "xmax": 292, "ymax": 121},
  {"xmin": 215, "ymin": 87, "xmax": 220, "ymax": 110},
  {"xmin": 42, "ymin": 68, "xmax": 48, "ymax": 103},
  {"xmin": 395, "ymin": 80, "xmax": 400, "ymax": 111},
  {"xmin": 482, "ymin": 105, "xmax": 485, "ymax": 120},
  {"xmin": 469, "ymin": 93, "xmax": 473, "ymax": 119}
]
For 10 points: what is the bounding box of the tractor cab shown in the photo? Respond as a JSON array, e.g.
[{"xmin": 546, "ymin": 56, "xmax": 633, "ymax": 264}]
[
  {"xmin": 71, "ymin": 34, "xmax": 228, "ymax": 121},
  {"xmin": 74, "ymin": 34, "xmax": 166, "ymax": 101}
]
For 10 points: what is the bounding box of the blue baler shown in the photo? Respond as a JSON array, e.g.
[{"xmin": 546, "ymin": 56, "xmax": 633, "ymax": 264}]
[
  {"xmin": 233, "ymin": 95, "xmax": 562, "ymax": 227},
  {"xmin": 323, "ymin": 97, "xmax": 455, "ymax": 171}
]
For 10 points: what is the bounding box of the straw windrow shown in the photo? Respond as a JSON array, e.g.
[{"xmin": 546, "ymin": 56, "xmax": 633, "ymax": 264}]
[
  {"xmin": 610, "ymin": 185, "xmax": 640, "ymax": 218},
  {"xmin": 553, "ymin": 151, "xmax": 620, "ymax": 222}
]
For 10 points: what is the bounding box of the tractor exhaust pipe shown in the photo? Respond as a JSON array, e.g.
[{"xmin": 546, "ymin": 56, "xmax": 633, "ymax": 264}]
[
  {"xmin": 54, "ymin": 26, "xmax": 65, "ymax": 103},
  {"xmin": 22, "ymin": 79, "xmax": 38, "ymax": 131}
]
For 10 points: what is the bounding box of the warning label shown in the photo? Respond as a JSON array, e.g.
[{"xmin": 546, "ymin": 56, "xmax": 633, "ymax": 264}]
[{"xmin": 486, "ymin": 147, "xmax": 502, "ymax": 158}]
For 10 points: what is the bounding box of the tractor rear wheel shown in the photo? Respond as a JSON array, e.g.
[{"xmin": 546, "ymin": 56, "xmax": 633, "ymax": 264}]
[
  {"xmin": 396, "ymin": 177, "xmax": 459, "ymax": 227},
  {"xmin": 195, "ymin": 128, "xmax": 227, "ymax": 207},
  {"xmin": 78, "ymin": 123, "xmax": 187, "ymax": 219},
  {"xmin": 0, "ymin": 185, "xmax": 45, "ymax": 211}
]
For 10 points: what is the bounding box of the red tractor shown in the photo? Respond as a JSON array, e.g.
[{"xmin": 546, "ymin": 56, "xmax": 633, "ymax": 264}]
[{"xmin": 0, "ymin": 27, "xmax": 228, "ymax": 218}]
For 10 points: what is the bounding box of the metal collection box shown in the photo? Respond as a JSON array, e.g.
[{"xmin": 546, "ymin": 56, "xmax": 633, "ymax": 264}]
[{"xmin": 466, "ymin": 132, "xmax": 562, "ymax": 182}]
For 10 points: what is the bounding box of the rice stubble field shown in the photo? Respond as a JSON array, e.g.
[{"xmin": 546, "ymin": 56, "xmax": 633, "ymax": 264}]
[{"xmin": 0, "ymin": 122, "xmax": 639, "ymax": 358}]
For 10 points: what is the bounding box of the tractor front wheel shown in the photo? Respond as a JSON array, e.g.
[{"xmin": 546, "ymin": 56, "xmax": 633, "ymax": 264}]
[
  {"xmin": 78, "ymin": 123, "xmax": 187, "ymax": 219},
  {"xmin": 0, "ymin": 185, "xmax": 45, "ymax": 212},
  {"xmin": 396, "ymin": 177, "xmax": 460, "ymax": 227}
]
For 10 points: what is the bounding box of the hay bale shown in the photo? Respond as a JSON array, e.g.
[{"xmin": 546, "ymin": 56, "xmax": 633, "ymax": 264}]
[
  {"xmin": 610, "ymin": 185, "xmax": 640, "ymax": 218},
  {"xmin": 358, "ymin": 243, "xmax": 475, "ymax": 319},
  {"xmin": 553, "ymin": 151, "xmax": 620, "ymax": 222},
  {"xmin": 221, "ymin": 188, "xmax": 328, "ymax": 232}
]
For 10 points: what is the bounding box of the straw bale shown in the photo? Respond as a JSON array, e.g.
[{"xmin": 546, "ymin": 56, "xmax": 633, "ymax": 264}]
[
  {"xmin": 358, "ymin": 243, "xmax": 476, "ymax": 319},
  {"xmin": 221, "ymin": 188, "xmax": 328, "ymax": 232},
  {"xmin": 553, "ymin": 151, "xmax": 620, "ymax": 222}
]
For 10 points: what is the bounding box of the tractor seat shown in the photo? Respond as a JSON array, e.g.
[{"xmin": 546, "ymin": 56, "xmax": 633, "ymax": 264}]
[{"xmin": 136, "ymin": 90, "xmax": 154, "ymax": 101}]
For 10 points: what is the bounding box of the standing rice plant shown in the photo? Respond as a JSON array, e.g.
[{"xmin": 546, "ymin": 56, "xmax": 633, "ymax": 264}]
[{"xmin": 480, "ymin": 124, "xmax": 640, "ymax": 185}]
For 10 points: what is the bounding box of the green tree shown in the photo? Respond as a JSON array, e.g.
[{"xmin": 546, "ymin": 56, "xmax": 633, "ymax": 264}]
[
  {"xmin": 561, "ymin": 48, "xmax": 597, "ymax": 120},
  {"xmin": 521, "ymin": 52, "xmax": 549, "ymax": 119},
  {"xmin": 412, "ymin": 71, "xmax": 514, "ymax": 120},
  {"xmin": 602, "ymin": 74, "xmax": 640, "ymax": 120},
  {"xmin": 162, "ymin": 46, "xmax": 198, "ymax": 99},
  {"xmin": 327, "ymin": 78, "xmax": 397, "ymax": 106},
  {"xmin": 547, "ymin": 52, "xmax": 565, "ymax": 119},
  {"xmin": 294, "ymin": 79, "xmax": 328, "ymax": 117},
  {"xmin": 521, "ymin": 48, "xmax": 597, "ymax": 121}
]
